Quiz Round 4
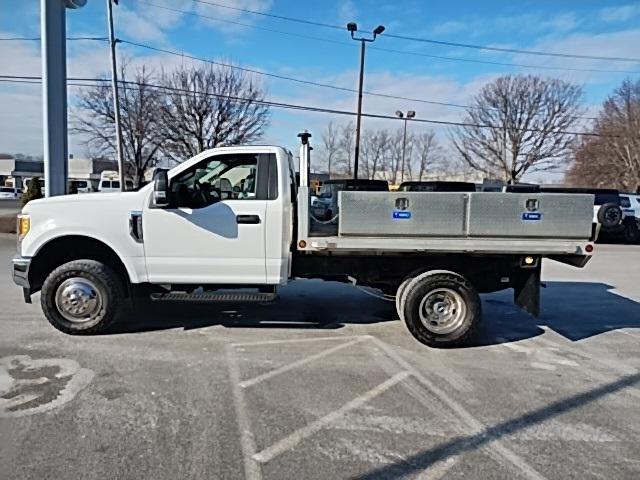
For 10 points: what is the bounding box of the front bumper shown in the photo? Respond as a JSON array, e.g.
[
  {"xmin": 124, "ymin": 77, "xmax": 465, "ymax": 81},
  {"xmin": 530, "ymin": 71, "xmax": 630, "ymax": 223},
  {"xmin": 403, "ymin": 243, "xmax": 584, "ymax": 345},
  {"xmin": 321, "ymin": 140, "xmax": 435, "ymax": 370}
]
[{"xmin": 12, "ymin": 256, "xmax": 32, "ymax": 303}]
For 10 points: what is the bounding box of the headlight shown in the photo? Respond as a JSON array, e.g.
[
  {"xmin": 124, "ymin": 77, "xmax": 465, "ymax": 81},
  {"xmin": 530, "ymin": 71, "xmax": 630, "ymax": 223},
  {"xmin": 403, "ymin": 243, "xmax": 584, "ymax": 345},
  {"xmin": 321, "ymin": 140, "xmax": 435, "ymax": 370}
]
[{"xmin": 17, "ymin": 214, "xmax": 30, "ymax": 239}]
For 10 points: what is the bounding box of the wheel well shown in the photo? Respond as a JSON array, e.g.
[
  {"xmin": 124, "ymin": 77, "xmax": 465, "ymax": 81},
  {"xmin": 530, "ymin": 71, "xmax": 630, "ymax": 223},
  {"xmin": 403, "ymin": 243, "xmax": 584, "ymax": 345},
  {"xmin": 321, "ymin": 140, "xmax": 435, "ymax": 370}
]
[{"xmin": 29, "ymin": 235, "xmax": 130, "ymax": 295}]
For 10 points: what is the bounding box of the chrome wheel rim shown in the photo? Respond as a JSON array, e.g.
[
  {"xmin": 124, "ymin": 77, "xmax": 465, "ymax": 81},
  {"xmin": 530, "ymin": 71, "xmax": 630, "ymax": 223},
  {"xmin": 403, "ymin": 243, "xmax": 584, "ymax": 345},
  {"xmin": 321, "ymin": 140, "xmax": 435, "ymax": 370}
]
[
  {"xmin": 55, "ymin": 277, "xmax": 102, "ymax": 323},
  {"xmin": 418, "ymin": 288, "xmax": 466, "ymax": 334}
]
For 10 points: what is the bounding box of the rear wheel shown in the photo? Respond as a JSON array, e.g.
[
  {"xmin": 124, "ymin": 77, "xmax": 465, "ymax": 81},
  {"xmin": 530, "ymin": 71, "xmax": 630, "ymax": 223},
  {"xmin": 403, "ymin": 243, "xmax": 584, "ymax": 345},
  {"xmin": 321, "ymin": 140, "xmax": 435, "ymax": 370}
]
[
  {"xmin": 41, "ymin": 259, "xmax": 125, "ymax": 335},
  {"xmin": 395, "ymin": 276, "xmax": 414, "ymax": 322},
  {"xmin": 402, "ymin": 271, "xmax": 481, "ymax": 348}
]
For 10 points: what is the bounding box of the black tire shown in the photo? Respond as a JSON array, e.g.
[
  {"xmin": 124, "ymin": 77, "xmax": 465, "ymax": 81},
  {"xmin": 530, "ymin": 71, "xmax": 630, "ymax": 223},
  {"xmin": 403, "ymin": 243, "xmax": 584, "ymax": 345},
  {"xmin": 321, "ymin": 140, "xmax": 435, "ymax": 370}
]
[
  {"xmin": 402, "ymin": 271, "xmax": 481, "ymax": 348},
  {"xmin": 597, "ymin": 203, "xmax": 623, "ymax": 229},
  {"xmin": 395, "ymin": 276, "xmax": 414, "ymax": 322},
  {"xmin": 40, "ymin": 259, "xmax": 125, "ymax": 335}
]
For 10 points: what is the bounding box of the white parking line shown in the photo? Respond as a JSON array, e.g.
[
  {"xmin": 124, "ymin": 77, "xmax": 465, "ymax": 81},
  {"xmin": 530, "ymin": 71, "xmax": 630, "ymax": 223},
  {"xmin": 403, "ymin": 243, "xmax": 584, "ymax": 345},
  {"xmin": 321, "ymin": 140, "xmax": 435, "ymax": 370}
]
[
  {"xmin": 368, "ymin": 337, "xmax": 548, "ymax": 480},
  {"xmin": 239, "ymin": 337, "xmax": 368, "ymax": 389},
  {"xmin": 232, "ymin": 335, "xmax": 368, "ymax": 348},
  {"xmin": 225, "ymin": 344, "xmax": 262, "ymax": 480},
  {"xmin": 252, "ymin": 371, "xmax": 411, "ymax": 464}
]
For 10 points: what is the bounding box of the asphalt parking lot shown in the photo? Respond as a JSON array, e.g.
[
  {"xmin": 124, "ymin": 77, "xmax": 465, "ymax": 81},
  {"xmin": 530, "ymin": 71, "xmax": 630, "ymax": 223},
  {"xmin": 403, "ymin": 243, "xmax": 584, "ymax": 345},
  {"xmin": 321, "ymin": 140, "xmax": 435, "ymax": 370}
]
[{"xmin": 0, "ymin": 235, "xmax": 639, "ymax": 480}]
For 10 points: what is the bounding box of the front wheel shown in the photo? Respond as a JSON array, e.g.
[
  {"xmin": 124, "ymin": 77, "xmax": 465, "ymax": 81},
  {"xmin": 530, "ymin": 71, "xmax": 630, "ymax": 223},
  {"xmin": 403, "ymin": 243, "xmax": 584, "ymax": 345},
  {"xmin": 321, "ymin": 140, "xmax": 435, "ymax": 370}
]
[
  {"xmin": 402, "ymin": 271, "xmax": 481, "ymax": 348},
  {"xmin": 40, "ymin": 259, "xmax": 125, "ymax": 335}
]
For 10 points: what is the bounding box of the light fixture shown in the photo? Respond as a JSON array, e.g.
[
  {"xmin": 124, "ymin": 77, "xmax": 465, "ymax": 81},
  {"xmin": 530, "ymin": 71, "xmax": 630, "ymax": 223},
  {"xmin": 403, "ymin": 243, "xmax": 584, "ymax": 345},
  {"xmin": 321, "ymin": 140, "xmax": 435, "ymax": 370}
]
[
  {"xmin": 373, "ymin": 25, "xmax": 385, "ymax": 35},
  {"xmin": 347, "ymin": 22, "xmax": 358, "ymax": 33}
]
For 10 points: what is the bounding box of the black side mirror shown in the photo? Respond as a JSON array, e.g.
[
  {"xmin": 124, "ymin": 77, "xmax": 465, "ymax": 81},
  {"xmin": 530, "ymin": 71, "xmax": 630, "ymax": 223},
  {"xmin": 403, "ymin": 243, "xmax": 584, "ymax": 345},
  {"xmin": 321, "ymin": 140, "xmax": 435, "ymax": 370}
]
[{"xmin": 152, "ymin": 169, "xmax": 170, "ymax": 207}]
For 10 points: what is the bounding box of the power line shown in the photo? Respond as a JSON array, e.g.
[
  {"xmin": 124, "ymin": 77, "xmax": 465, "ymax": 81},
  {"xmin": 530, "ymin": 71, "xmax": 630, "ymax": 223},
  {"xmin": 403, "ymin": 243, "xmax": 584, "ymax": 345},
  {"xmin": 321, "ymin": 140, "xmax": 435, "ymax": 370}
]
[
  {"xmin": 139, "ymin": 0, "xmax": 640, "ymax": 76},
  {"xmin": 191, "ymin": 0, "xmax": 640, "ymax": 63},
  {"xmin": 120, "ymin": 38, "xmax": 597, "ymax": 121},
  {"xmin": 0, "ymin": 74, "xmax": 608, "ymax": 137}
]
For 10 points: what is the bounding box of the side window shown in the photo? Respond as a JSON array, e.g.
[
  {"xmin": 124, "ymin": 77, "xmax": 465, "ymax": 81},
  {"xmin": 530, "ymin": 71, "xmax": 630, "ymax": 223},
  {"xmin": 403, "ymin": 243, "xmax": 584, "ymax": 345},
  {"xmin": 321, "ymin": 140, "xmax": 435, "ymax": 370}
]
[{"xmin": 170, "ymin": 154, "xmax": 259, "ymax": 209}]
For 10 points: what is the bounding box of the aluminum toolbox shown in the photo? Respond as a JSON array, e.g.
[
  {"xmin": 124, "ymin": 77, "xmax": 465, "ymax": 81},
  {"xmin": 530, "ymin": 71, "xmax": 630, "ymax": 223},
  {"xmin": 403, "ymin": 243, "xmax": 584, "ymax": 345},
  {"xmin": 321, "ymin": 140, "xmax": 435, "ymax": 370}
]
[
  {"xmin": 338, "ymin": 192, "xmax": 467, "ymax": 236},
  {"xmin": 467, "ymin": 192, "xmax": 592, "ymax": 238},
  {"xmin": 338, "ymin": 191, "xmax": 593, "ymax": 239}
]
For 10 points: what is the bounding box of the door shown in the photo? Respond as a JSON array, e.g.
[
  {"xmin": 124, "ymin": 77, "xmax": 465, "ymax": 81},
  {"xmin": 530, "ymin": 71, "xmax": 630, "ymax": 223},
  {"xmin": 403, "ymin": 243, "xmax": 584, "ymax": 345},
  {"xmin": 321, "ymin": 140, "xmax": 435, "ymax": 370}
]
[{"xmin": 143, "ymin": 153, "xmax": 268, "ymax": 284}]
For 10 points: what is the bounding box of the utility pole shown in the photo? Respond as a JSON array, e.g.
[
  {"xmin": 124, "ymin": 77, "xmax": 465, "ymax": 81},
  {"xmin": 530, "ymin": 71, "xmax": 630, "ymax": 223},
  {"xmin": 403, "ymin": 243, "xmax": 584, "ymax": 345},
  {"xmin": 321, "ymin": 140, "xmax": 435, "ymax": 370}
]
[
  {"xmin": 354, "ymin": 39, "xmax": 365, "ymax": 180},
  {"xmin": 347, "ymin": 22, "xmax": 385, "ymax": 180},
  {"xmin": 395, "ymin": 110, "xmax": 415, "ymax": 183},
  {"xmin": 107, "ymin": 0, "xmax": 125, "ymax": 191}
]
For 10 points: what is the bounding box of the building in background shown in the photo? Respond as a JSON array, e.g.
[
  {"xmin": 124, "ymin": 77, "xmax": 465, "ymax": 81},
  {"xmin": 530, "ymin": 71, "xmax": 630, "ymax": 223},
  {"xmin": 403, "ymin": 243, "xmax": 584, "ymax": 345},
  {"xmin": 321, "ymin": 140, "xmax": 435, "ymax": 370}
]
[{"xmin": 0, "ymin": 154, "xmax": 120, "ymax": 192}]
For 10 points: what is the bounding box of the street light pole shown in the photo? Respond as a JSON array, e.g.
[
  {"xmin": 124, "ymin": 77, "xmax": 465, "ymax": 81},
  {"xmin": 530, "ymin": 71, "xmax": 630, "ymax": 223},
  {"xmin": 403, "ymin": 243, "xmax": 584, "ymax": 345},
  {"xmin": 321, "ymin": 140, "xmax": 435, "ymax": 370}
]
[
  {"xmin": 347, "ymin": 22, "xmax": 385, "ymax": 180},
  {"xmin": 354, "ymin": 39, "xmax": 365, "ymax": 181},
  {"xmin": 395, "ymin": 110, "xmax": 415, "ymax": 183},
  {"xmin": 107, "ymin": 0, "xmax": 125, "ymax": 192}
]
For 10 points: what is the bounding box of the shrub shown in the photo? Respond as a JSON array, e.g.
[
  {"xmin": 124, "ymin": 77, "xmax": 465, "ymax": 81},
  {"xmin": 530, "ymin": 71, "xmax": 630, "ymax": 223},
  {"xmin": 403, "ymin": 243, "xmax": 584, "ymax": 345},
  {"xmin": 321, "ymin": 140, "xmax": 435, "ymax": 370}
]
[{"xmin": 21, "ymin": 177, "xmax": 43, "ymax": 206}]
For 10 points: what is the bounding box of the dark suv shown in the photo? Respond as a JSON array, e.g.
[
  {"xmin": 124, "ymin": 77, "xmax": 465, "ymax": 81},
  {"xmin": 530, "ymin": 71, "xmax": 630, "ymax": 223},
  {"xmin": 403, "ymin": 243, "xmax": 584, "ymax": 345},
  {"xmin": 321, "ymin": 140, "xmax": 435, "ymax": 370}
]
[{"xmin": 398, "ymin": 181, "xmax": 477, "ymax": 192}]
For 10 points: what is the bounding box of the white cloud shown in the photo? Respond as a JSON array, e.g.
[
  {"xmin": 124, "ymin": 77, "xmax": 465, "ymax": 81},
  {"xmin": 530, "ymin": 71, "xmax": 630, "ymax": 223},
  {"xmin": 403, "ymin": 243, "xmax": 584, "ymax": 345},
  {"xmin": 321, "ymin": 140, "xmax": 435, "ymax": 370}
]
[
  {"xmin": 0, "ymin": 87, "xmax": 42, "ymax": 155},
  {"xmin": 511, "ymin": 28, "xmax": 640, "ymax": 85},
  {"xmin": 192, "ymin": 0, "xmax": 273, "ymax": 33},
  {"xmin": 599, "ymin": 4, "xmax": 640, "ymax": 22},
  {"xmin": 430, "ymin": 20, "xmax": 467, "ymax": 36},
  {"xmin": 337, "ymin": 0, "xmax": 357, "ymax": 23}
]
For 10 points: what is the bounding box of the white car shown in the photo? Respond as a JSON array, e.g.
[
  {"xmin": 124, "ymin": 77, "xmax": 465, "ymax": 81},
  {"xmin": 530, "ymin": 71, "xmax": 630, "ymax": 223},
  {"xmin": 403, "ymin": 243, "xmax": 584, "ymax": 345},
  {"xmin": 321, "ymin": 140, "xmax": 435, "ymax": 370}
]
[{"xmin": 0, "ymin": 186, "xmax": 22, "ymax": 199}]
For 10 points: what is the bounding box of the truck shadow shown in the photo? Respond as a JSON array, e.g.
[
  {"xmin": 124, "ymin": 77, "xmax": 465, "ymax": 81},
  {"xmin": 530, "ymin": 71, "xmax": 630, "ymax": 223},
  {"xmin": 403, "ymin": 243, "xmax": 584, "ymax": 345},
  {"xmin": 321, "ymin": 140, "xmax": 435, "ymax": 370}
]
[
  {"xmin": 469, "ymin": 281, "xmax": 640, "ymax": 347},
  {"xmin": 111, "ymin": 280, "xmax": 640, "ymax": 345}
]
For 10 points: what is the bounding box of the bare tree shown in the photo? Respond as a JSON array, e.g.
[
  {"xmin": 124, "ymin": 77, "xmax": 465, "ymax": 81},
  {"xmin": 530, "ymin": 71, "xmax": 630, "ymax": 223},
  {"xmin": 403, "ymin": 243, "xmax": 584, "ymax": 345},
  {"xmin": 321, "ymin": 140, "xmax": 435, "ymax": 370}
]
[
  {"xmin": 159, "ymin": 63, "xmax": 270, "ymax": 162},
  {"xmin": 385, "ymin": 129, "xmax": 404, "ymax": 184},
  {"xmin": 360, "ymin": 129, "xmax": 390, "ymax": 179},
  {"xmin": 72, "ymin": 65, "xmax": 164, "ymax": 188},
  {"xmin": 567, "ymin": 78, "xmax": 640, "ymax": 192},
  {"xmin": 337, "ymin": 122, "xmax": 355, "ymax": 176},
  {"xmin": 414, "ymin": 131, "xmax": 440, "ymax": 181},
  {"xmin": 451, "ymin": 74, "xmax": 583, "ymax": 183},
  {"xmin": 321, "ymin": 121, "xmax": 340, "ymax": 176}
]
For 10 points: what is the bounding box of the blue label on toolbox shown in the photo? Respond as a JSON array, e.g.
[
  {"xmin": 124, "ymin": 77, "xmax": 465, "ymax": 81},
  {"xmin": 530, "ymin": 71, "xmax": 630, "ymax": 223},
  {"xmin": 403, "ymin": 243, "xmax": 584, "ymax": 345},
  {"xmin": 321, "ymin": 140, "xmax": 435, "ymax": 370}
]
[
  {"xmin": 393, "ymin": 210, "xmax": 412, "ymax": 219},
  {"xmin": 522, "ymin": 212, "xmax": 542, "ymax": 221}
]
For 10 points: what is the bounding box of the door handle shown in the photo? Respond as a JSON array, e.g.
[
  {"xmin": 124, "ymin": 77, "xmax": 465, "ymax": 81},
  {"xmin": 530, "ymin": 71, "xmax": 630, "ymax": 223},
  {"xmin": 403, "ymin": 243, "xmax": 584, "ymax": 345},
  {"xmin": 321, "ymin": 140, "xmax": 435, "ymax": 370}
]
[{"xmin": 236, "ymin": 214, "xmax": 261, "ymax": 224}]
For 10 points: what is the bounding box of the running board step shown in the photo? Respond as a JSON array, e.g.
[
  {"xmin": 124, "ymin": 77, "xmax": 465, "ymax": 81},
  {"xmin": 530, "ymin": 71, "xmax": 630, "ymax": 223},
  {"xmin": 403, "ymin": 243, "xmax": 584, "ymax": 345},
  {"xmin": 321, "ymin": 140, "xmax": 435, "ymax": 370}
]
[{"xmin": 150, "ymin": 292, "xmax": 278, "ymax": 303}]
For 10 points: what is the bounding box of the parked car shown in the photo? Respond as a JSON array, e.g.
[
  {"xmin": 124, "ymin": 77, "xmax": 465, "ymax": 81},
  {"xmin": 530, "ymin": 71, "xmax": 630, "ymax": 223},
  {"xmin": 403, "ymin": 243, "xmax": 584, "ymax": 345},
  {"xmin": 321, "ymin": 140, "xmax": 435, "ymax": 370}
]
[
  {"xmin": 0, "ymin": 186, "xmax": 22, "ymax": 199},
  {"xmin": 398, "ymin": 181, "xmax": 476, "ymax": 192},
  {"xmin": 22, "ymin": 178, "xmax": 45, "ymax": 192},
  {"xmin": 619, "ymin": 193, "xmax": 640, "ymax": 242},
  {"xmin": 312, "ymin": 179, "xmax": 389, "ymax": 221},
  {"xmin": 98, "ymin": 171, "xmax": 134, "ymax": 192},
  {"xmin": 68, "ymin": 179, "xmax": 92, "ymax": 194}
]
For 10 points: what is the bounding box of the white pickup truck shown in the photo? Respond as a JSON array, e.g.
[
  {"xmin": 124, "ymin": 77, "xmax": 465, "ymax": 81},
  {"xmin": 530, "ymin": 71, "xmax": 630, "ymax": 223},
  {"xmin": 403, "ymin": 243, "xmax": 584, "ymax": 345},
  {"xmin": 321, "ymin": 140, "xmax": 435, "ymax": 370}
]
[{"xmin": 12, "ymin": 132, "xmax": 596, "ymax": 347}]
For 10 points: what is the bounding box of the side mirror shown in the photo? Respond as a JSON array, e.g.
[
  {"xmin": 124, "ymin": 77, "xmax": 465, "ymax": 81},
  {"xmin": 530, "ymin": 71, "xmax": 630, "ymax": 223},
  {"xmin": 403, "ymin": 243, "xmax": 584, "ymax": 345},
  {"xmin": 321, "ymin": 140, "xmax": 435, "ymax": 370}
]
[{"xmin": 152, "ymin": 169, "xmax": 170, "ymax": 207}]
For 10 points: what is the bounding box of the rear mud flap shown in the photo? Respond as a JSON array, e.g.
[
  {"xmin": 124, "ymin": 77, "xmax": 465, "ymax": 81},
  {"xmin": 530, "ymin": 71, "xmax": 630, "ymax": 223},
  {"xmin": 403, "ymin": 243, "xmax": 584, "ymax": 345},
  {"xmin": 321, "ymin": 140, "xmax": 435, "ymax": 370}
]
[{"xmin": 513, "ymin": 264, "xmax": 541, "ymax": 317}]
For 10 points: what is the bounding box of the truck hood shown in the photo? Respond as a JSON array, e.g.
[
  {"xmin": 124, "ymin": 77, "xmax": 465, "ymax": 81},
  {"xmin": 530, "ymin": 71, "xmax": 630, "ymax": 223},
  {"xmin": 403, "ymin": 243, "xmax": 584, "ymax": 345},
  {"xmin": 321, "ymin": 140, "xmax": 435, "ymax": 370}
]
[{"xmin": 22, "ymin": 191, "xmax": 147, "ymax": 214}]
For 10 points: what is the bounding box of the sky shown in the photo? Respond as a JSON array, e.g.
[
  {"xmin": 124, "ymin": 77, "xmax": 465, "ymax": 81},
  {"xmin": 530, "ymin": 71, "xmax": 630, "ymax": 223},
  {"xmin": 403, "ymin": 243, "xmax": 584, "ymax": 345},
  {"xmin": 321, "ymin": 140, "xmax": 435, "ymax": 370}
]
[{"xmin": 1, "ymin": 0, "xmax": 640, "ymax": 180}]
